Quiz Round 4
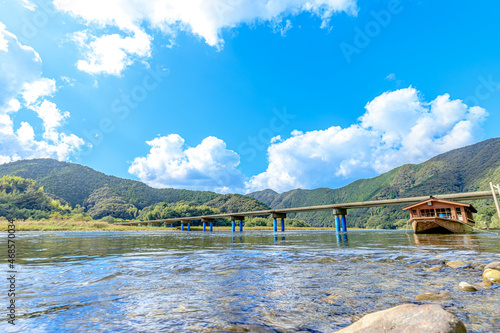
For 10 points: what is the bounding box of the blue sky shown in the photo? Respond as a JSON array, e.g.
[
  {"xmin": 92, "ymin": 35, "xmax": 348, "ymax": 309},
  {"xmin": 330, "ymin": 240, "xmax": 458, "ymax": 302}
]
[{"xmin": 0, "ymin": 0, "xmax": 498, "ymax": 193}]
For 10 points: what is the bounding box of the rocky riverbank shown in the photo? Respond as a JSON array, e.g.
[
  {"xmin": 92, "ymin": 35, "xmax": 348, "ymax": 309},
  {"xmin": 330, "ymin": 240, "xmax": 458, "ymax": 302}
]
[{"xmin": 336, "ymin": 260, "xmax": 500, "ymax": 332}]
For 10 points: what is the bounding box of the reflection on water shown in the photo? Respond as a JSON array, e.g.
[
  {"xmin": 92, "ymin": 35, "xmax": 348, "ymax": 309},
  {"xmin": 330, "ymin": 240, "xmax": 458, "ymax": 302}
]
[{"xmin": 2, "ymin": 230, "xmax": 500, "ymax": 332}]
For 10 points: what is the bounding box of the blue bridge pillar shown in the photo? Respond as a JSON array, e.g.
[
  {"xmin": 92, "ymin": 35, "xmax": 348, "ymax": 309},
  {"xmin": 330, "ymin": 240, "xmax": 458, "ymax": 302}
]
[
  {"xmin": 232, "ymin": 221, "xmax": 235, "ymax": 232},
  {"xmin": 272, "ymin": 213, "xmax": 286, "ymax": 233},
  {"xmin": 230, "ymin": 216, "xmax": 244, "ymax": 233},
  {"xmin": 188, "ymin": 223, "xmax": 191, "ymax": 231},
  {"xmin": 210, "ymin": 222, "xmax": 213, "ymax": 232},
  {"xmin": 181, "ymin": 223, "xmax": 184, "ymax": 231},
  {"xmin": 203, "ymin": 221, "xmax": 206, "ymax": 232},
  {"xmin": 170, "ymin": 223, "xmax": 173, "ymax": 228},
  {"xmin": 334, "ymin": 215, "xmax": 341, "ymax": 233},
  {"xmin": 333, "ymin": 208, "xmax": 347, "ymax": 233}
]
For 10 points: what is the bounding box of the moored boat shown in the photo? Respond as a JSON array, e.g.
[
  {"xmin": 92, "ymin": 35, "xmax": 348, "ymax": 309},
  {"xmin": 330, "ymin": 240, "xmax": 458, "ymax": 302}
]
[{"xmin": 403, "ymin": 198, "xmax": 476, "ymax": 234}]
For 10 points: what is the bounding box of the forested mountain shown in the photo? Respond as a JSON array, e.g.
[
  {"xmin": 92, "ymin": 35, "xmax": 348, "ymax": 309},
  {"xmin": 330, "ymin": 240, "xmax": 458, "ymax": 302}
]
[
  {"xmin": 1, "ymin": 138, "xmax": 499, "ymax": 227},
  {"xmin": 0, "ymin": 175, "xmax": 72, "ymax": 220},
  {"xmin": 247, "ymin": 138, "xmax": 500, "ymax": 228},
  {"xmin": 0, "ymin": 159, "xmax": 219, "ymax": 208},
  {"xmin": 0, "ymin": 159, "xmax": 269, "ymax": 221}
]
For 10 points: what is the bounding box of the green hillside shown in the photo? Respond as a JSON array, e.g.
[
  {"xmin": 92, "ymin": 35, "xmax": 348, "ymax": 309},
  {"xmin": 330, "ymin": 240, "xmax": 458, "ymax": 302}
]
[
  {"xmin": 247, "ymin": 138, "xmax": 500, "ymax": 228},
  {"xmin": 0, "ymin": 159, "xmax": 269, "ymax": 219}
]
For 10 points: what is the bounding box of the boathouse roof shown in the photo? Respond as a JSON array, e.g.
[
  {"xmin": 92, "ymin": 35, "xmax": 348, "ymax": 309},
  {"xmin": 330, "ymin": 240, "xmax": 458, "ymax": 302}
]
[{"xmin": 402, "ymin": 197, "xmax": 477, "ymax": 213}]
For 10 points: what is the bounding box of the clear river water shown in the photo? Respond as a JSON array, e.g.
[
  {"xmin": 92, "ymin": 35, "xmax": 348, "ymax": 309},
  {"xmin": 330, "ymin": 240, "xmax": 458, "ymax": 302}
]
[{"xmin": 2, "ymin": 230, "xmax": 500, "ymax": 332}]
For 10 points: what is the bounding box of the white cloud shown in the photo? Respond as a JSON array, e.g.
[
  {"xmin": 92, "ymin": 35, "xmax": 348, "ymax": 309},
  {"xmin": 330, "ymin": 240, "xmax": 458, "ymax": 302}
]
[
  {"xmin": 21, "ymin": 0, "xmax": 37, "ymax": 11},
  {"xmin": 54, "ymin": 0, "xmax": 358, "ymax": 75},
  {"xmin": 246, "ymin": 87, "xmax": 488, "ymax": 193},
  {"xmin": 22, "ymin": 78, "xmax": 56, "ymax": 106},
  {"xmin": 72, "ymin": 29, "xmax": 151, "ymax": 76},
  {"xmin": 0, "ymin": 23, "xmax": 84, "ymax": 164},
  {"xmin": 129, "ymin": 134, "xmax": 245, "ymax": 193}
]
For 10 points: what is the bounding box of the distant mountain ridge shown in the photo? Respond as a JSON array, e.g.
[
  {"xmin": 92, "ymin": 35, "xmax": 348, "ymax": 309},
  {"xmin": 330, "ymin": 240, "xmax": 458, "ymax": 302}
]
[
  {"xmin": 0, "ymin": 159, "xmax": 269, "ymax": 216},
  {"xmin": 247, "ymin": 138, "xmax": 500, "ymax": 227},
  {"xmin": 1, "ymin": 138, "xmax": 498, "ymax": 227}
]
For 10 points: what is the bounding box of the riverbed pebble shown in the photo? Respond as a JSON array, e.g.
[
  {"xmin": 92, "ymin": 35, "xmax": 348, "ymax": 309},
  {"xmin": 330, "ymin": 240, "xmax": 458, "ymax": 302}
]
[
  {"xmin": 415, "ymin": 291, "xmax": 452, "ymax": 301},
  {"xmin": 458, "ymin": 282, "xmax": 477, "ymax": 292},
  {"xmin": 446, "ymin": 261, "xmax": 469, "ymax": 268},
  {"xmin": 482, "ymin": 268, "xmax": 500, "ymax": 283},
  {"xmin": 484, "ymin": 261, "xmax": 500, "ymax": 271},
  {"xmin": 425, "ymin": 265, "xmax": 442, "ymax": 272},
  {"xmin": 335, "ymin": 304, "xmax": 467, "ymax": 333}
]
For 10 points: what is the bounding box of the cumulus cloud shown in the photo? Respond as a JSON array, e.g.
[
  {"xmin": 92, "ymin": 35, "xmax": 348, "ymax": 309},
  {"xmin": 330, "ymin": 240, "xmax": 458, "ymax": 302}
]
[
  {"xmin": 246, "ymin": 87, "xmax": 488, "ymax": 193},
  {"xmin": 129, "ymin": 134, "xmax": 245, "ymax": 193},
  {"xmin": 72, "ymin": 29, "xmax": 151, "ymax": 76},
  {"xmin": 22, "ymin": 78, "xmax": 56, "ymax": 106},
  {"xmin": 0, "ymin": 22, "xmax": 84, "ymax": 164},
  {"xmin": 54, "ymin": 0, "xmax": 358, "ymax": 75}
]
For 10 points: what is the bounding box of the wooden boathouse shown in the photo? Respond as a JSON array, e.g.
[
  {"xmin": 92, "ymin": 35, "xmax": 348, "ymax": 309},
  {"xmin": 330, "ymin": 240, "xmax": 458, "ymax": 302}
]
[{"xmin": 403, "ymin": 198, "xmax": 477, "ymax": 234}]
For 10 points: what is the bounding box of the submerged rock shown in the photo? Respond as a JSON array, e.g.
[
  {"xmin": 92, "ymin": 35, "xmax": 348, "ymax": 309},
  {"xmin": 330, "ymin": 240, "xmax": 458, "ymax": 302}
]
[
  {"xmin": 415, "ymin": 291, "xmax": 452, "ymax": 301},
  {"xmin": 484, "ymin": 261, "xmax": 500, "ymax": 271},
  {"xmin": 335, "ymin": 304, "xmax": 466, "ymax": 333},
  {"xmin": 473, "ymin": 281, "xmax": 492, "ymax": 290},
  {"xmin": 458, "ymin": 282, "xmax": 477, "ymax": 292},
  {"xmin": 425, "ymin": 266, "xmax": 442, "ymax": 272},
  {"xmin": 318, "ymin": 294, "xmax": 341, "ymax": 304},
  {"xmin": 446, "ymin": 261, "xmax": 469, "ymax": 268},
  {"xmin": 483, "ymin": 268, "xmax": 500, "ymax": 283}
]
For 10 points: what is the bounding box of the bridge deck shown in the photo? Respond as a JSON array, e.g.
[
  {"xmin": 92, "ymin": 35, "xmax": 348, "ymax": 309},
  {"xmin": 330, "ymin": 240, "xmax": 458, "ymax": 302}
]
[{"xmin": 117, "ymin": 191, "xmax": 493, "ymax": 226}]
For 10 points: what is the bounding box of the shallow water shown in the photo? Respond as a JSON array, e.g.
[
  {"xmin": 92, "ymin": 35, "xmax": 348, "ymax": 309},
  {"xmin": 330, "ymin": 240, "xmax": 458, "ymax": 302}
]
[{"xmin": 2, "ymin": 230, "xmax": 500, "ymax": 332}]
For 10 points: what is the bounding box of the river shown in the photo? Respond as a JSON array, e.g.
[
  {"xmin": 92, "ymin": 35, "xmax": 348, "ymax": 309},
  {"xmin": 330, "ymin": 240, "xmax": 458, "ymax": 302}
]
[{"xmin": 2, "ymin": 230, "xmax": 500, "ymax": 332}]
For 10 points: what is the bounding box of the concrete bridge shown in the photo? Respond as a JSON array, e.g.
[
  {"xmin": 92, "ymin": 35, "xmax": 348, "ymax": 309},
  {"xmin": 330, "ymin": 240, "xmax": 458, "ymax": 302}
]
[{"xmin": 117, "ymin": 190, "xmax": 496, "ymax": 232}]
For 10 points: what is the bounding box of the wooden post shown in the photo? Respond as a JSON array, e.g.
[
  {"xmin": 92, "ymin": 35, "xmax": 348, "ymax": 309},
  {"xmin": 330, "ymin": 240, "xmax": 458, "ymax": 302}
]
[{"xmin": 490, "ymin": 182, "xmax": 500, "ymax": 222}]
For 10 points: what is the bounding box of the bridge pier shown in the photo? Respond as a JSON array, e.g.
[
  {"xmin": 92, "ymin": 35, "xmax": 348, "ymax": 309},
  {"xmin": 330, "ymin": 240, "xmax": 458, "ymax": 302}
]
[
  {"xmin": 333, "ymin": 208, "xmax": 347, "ymax": 233},
  {"xmin": 230, "ymin": 216, "xmax": 244, "ymax": 232},
  {"xmin": 232, "ymin": 221, "xmax": 235, "ymax": 232},
  {"xmin": 272, "ymin": 213, "xmax": 286, "ymax": 232},
  {"xmin": 210, "ymin": 222, "xmax": 213, "ymax": 232},
  {"xmin": 181, "ymin": 223, "xmax": 184, "ymax": 231},
  {"xmin": 188, "ymin": 223, "xmax": 191, "ymax": 231},
  {"xmin": 202, "ymin": 218, "xmax": 214, "ymax": 232}
]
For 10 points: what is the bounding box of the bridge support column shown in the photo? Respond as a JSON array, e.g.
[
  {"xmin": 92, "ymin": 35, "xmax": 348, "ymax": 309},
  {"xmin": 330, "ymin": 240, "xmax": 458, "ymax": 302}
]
[
  {"xmin": 210, "ymin": 222, "xmax": 213, "ymax": 232},
  {"xmin": 181, "ymin": 223, "xmax": 184, "ymax": 231},
  {"xmin": 203, "ymin": 222, "xmax": 206, "ymax": 232},
  {"xmin": 230, "ymin": 216, "xmax": 244, "ymax": 233},
  {"xmin": 232, "ymin": 221, "xmax": 235, "ymax": 232},
  {"xmin": 188, "ymin": 223, "xmax": 191, "ymax": 231},
  {"xmin": 333, "ymin": 208, "xmax": 347, "ymax": 233},
  {"xmin": 272, "ymin": 213, "xmax": 286, "ymax": 233},
  {"xmin": 170, "ymin": 223, "xmax": 173, "ymax": 228},
  {"xmin": 341, "ymin": 215, "xmax": 347, "ymax": 232}
]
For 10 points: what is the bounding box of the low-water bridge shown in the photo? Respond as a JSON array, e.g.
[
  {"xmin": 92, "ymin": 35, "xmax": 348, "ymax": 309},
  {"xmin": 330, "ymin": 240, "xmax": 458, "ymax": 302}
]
[{"xmin": 118, "ymin": 190, "xmax": 498, "ymax": 232}]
